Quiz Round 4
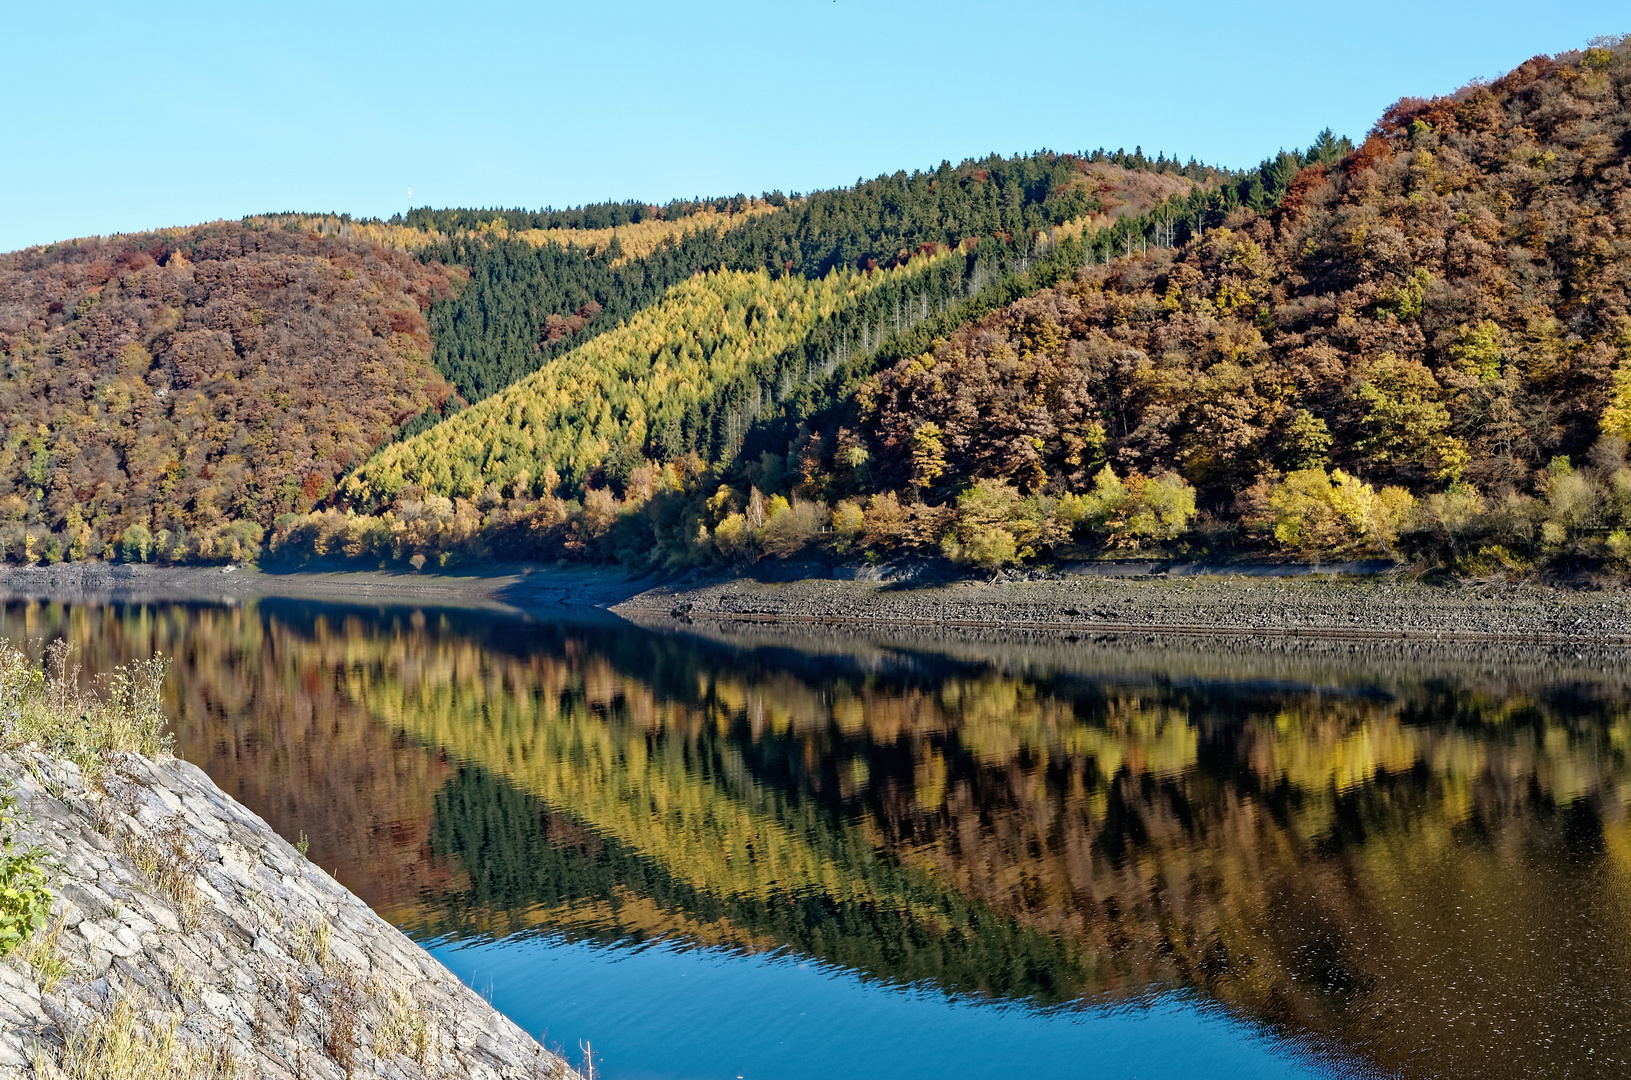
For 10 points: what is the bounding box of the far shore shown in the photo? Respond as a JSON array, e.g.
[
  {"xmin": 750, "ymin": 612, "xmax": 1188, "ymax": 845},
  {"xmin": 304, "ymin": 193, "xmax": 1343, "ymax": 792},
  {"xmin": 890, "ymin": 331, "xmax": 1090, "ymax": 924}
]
[
  {"xmin": 0, "ymin": 560, "xmax": 653, "ymax": 610},
  {"xmin": 2, "ymin": 560, "xmax": 1631, "ymax": 645}
]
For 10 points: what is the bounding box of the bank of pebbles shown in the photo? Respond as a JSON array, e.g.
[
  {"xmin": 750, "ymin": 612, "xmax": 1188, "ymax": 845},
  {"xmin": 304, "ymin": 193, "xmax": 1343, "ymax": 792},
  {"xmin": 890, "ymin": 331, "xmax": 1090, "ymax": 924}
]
[
  {"xmin": 623, "ymin": 573, "xmax": 1631, "ymax": 643},
  {"xmin": 0, "ymin": 748, "xmax": 575, "ymax": 1079}
]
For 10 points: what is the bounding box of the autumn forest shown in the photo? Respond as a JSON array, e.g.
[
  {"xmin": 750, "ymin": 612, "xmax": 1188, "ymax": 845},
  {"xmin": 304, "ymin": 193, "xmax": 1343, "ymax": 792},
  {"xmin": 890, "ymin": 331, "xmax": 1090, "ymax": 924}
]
[{"xmin": 5, "ymin": 37, "xmax": 1631, "ymax": 576}]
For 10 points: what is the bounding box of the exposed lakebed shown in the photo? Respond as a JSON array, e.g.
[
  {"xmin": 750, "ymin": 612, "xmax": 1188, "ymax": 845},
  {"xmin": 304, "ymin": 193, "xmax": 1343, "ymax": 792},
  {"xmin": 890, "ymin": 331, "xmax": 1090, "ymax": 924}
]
[{"xmin": 5, "ymin": 594, "xmax": 1631, "ymax": 1079}]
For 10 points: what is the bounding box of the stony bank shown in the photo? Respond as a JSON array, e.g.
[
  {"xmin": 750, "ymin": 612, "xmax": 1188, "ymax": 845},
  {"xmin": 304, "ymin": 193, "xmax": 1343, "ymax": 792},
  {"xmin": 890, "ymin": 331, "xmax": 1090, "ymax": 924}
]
[{"xmin": 0, "ymin": 745, "xmax": 576, "ymax": 1079}]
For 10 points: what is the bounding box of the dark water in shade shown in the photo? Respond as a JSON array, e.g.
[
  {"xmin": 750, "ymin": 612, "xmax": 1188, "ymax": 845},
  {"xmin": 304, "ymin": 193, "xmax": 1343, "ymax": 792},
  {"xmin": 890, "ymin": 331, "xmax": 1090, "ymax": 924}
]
[{"xmin": 7, "ymin": 596, "xmax": 1631, "ymax": 1080}]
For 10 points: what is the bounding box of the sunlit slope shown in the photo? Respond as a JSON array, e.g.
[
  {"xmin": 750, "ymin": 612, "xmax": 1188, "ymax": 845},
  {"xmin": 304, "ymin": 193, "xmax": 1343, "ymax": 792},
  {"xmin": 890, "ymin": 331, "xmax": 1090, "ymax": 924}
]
[
  {"xmin": 415, "ymin": 155, "xmax": 1203, "ymax": 407},
  {"xmin": 344, "ymin": 257, "xmax": 952, "ymax": 500},
  {"xmin": 247, "ymin": 205, "xmax": 778, "ymax": 264},
  {"xmin": 511, "ymin": 205, "xmax": 777, "ymax": 263},
  {"xmin": 240, "ymin": 214, "xmax": 450, "ymax": 252}
]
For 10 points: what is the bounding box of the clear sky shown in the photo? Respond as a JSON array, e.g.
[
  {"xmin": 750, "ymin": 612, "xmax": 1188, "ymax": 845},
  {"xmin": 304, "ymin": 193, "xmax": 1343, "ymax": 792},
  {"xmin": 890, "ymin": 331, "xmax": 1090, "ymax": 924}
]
[{"xmin": 2, "ymin": 1, "xmax": 1625, "ymax": 252}]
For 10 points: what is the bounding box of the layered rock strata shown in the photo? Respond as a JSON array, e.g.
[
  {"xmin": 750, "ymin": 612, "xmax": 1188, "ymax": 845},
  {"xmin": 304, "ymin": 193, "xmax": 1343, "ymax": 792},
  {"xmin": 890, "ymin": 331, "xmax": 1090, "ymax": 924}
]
[{"xmin": 0, "ymin": 748, "xmax": 575, "ymax": 1079}]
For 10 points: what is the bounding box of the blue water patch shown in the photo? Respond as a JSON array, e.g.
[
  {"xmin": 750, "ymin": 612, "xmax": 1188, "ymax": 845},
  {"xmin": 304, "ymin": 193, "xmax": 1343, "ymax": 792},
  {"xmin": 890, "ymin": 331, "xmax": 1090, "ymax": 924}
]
[{"xmin": 428, "ymin": 935, "xmax": 1334, "ymax": 1080}]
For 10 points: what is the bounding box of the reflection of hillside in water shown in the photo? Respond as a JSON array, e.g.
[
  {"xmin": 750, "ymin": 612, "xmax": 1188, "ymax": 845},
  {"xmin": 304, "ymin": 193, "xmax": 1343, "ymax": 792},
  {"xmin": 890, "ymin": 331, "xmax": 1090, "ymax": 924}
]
[{"xmin": 5, "ymin": 598, "xmax": 1631, "ymax": 1079}]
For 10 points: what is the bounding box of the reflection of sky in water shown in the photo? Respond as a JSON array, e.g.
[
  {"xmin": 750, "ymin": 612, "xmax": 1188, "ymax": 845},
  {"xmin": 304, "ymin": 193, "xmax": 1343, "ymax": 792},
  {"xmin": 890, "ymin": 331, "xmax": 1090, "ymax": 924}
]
[{"xmin": 429, "ymin": 935, "xmax": 1335, "ymax": 1080}]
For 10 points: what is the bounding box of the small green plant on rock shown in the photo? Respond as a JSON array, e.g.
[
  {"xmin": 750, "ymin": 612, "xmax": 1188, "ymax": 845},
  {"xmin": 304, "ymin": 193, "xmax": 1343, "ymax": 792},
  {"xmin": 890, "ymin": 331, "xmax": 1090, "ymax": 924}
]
[{"xmin": 0, "ymin": 788, "xmax": 52, "ymax": 958}]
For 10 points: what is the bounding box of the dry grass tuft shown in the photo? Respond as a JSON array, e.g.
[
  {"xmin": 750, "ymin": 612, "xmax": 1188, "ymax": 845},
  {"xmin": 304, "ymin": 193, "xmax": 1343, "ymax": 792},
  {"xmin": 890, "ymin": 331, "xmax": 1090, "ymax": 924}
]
[
  {"xmin": 165, "ymin": 958, "xmax": 199, "ymax": 1006},
  {"xmin": 123, "ymin": 813, "xmax": 205, "ymax": 930},
  {"xmin": 314, "ymin": 969, "xmax": 363, "ymax": 1078},
  {"xmin": 0, "ymin": 639, "xmax": 170, "ymax": 779},
  {"xmin": 373, "ymin": 980, "xmax": 434, "ymax": 1066},
  {"xmin": 37, "ymin": 984, "xmax": 240, "ymax": 1080},
  {"xmin": 198, "ymin": 1033, "xmax": 240, "ymax": 1080},
  {"xmin": 291, "ymin": 916, "xmax": 331, "ymax": 970},
  {"xmin": 528, "ymin": 1044, "xmax": 568, "ymax": 1079},
  {"xmin": 93, "ymin": 770, "xmax": 141, "ymax": 837},
  {"xmin": 285, "ymin": 973, "xmax": 306, "ymax": 1032},
  {"xmin": 14, "ymin": 909, "xmax": 71, "ymax": 992}
]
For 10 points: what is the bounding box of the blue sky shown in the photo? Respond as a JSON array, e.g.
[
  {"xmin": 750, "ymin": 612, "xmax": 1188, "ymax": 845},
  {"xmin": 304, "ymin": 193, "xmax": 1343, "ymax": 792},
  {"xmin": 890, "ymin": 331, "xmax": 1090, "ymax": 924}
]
[{"xmin": 1, "ymin": 1, "xmax": 1625, "ymax": 251}]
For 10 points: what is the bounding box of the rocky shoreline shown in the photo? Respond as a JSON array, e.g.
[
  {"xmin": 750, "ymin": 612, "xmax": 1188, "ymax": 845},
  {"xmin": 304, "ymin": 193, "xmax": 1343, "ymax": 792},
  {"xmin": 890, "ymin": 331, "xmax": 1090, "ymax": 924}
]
[
  {"xmin": 615, "ymin": 571, "xmax": 1631, "ymax": 644},
  {"xmin": 1, "ymin": 746, "xmax": 575, "ymax": 1079}
]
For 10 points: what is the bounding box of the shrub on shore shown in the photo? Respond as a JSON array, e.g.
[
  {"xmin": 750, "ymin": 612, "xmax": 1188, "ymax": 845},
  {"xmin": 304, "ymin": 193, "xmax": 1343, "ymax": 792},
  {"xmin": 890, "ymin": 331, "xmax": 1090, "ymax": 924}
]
[
  {"xmin": 0, "ymin": 640, "xmax": 170, "ymax": 779},
  {"xmin": 0, "ymin": 640, "xmax": 170, "ymax": 961},
  {"xmin": 256, "ymin": 437, "xmax": 1631, "ymax": 579},
  {"xmin": 0, "ymin": 789, "xmax": 51, "ymax": 959}
]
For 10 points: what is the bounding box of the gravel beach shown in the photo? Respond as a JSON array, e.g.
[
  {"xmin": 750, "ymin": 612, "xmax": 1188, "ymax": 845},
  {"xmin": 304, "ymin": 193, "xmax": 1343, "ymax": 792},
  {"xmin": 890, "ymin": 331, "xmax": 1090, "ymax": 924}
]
[{"xmin": 614, "ymin": 570, "xmax": 1631, "ymax": 644}]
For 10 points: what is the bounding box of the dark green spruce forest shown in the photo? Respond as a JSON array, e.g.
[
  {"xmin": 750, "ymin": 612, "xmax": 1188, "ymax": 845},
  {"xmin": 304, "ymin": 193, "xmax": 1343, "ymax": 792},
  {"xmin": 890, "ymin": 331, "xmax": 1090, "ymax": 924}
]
[{"xmin": 3, "ymin": 37, "xmax": 1631, "ymax": 576}]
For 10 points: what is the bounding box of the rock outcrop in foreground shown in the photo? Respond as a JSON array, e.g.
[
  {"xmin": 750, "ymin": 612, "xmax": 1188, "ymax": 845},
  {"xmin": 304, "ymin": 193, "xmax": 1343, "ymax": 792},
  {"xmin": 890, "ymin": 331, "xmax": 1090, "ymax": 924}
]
[{"xmin": 0, "ymin": 747, "xmax": 575, "ymax": 1079}]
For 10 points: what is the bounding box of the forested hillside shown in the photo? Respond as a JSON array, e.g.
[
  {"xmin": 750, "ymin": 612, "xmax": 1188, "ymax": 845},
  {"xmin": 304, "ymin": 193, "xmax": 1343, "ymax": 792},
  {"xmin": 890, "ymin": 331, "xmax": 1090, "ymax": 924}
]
[
  {"xmin": 263, "ymin": 137, "xmax": 1354, "ymax": 570},
  {"xmin": 0, "ymin": 223, "xmax": 454, "ymax": 564},
  {"xmin": 833, "ymin": 38, "xmax": 1631, "ymax": 571},
  {"xmin": 11, "ymin": 36, "xmax": 1629, "ymax": 576},
  {"xmin": 0, "ymin": 149, "xmax": 1207, "ymax": 568},
  {"xmin": 345, "ymin": 255, "xmax": 965, "ymax": 503},
  {"xmin": 270, "ymin": 36, "xmax": 1631, "ymax": 577},
  {"xmin": 419, "ymin": 154, "xmax": 1207, "ymax": 404}
]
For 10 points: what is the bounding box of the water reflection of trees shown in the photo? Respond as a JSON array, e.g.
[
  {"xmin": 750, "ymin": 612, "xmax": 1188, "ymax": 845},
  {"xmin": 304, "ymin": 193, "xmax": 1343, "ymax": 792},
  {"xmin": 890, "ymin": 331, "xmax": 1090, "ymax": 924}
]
[{"xmin": 6, "ymin": 598, "xmax": 1631, "ymax": 1079}]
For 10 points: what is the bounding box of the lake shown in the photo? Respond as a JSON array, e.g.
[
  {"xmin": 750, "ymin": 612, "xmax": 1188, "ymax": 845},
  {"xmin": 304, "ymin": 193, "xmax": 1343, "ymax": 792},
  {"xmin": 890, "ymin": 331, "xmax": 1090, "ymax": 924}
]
[{"xmin": 5, "ymin": 595, "xmax": 1631, "ymax": 1079}]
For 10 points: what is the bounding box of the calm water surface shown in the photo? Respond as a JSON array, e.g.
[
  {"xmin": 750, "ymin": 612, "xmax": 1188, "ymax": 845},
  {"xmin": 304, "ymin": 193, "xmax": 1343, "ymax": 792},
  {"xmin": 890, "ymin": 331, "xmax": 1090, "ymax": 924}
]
[{"xmin": 7, "ymin": 596, "xmax": 1631, "ymax": 1079}]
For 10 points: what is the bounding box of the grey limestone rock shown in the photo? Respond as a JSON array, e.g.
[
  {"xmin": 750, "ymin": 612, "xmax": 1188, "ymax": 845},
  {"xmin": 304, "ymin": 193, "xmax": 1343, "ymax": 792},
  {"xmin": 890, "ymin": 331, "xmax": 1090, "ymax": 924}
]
[{"xmin": 0, "ymin": 747, "xmax": 579, "ymax": 1080}]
